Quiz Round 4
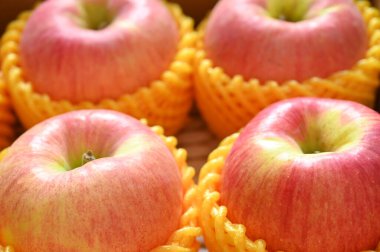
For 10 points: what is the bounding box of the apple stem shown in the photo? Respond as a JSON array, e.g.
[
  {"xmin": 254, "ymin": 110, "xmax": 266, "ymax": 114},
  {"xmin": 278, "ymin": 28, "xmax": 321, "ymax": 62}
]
[{"xmin": 82, "ymin": 150, "xmax": 96, "ymax": 165}]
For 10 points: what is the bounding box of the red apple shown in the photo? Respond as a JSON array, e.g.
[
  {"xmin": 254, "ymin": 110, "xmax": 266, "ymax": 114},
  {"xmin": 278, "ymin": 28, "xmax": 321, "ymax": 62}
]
[
  {"xmin": 220, "ymin": 98, "xmax": 380, "ymax": 252},
  {"xmin": 204, "ymin": 0, "xmax": 367, "ymax": 83},
  {"xmin": 0, "ymin": 110, "xmax": 183, "ymax": 251},
  {"xmin": 19, "ymin": 0, "xmax": 179, "ymax": 103}
]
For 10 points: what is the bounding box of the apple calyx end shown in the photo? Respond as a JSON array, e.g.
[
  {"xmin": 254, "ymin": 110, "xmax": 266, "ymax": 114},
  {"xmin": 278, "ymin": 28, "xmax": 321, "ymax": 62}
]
[
  {"xmin": 267, "ymin": 0, "xmax": 311, "ymax": 22},
  {"xmin": 82, "ymin": 150, "xmax": 96, "ymax": 165},
  {"xmin": 77, "ymin": 2, "xmax": 115, "ymax": 31}
]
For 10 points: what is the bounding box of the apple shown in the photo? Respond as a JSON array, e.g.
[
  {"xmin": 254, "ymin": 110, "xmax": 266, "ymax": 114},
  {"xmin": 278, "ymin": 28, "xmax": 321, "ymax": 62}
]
[
  {"xmin": 19, "ymin": 0, "xmax": 179, "ymax": 103},
  {"xmin": 0, "ymin": 110, "xmax": 183, "ymax": 251},
  {"xmin": 220, "ymin": 98, "xmax": 380, "ymax": 251},
  {"xmin": 204, "ymin": 0, "xmax": 367, "ymax": 83}
]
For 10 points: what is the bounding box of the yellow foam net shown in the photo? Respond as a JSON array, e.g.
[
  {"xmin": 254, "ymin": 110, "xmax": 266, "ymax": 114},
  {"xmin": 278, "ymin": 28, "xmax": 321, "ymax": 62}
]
[
  {"xmin": 197, "ymin": 133, "xmax": 380, "ymax": 252},
  {"xmin": 0, "ymin": 246, "xmax": 13, "ymax": 252},
  {"xmin": 0, "ymin": 122, "xmax": 201, "ymax": 252},
  {"xmin": 0, "ymin": 73, "xmax": 16, "ymax": 151},
  {"xmin": 0, "ymin": 2, "xmax": 197, "ymax": 136},
  {"xmin": 194, "ymin": 1, "xmax": 380, "ymax": 138}
]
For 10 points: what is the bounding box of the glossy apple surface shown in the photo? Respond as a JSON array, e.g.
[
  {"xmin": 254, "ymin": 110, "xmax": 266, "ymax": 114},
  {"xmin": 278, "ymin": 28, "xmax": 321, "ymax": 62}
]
[
  {"xmin": 204, "ymin": 0, "xmax": 367, "ymax": 82},
  {"xmin": 0, "ymin": 110, "xmax": 183, "ymax": 251},
  {"xmin": 19, "ymin": 0, "xmax": 179, "ymax": 103},
  {"xmin": 221, "ymin": 98, "xmax": 380, "ymax": 252}
]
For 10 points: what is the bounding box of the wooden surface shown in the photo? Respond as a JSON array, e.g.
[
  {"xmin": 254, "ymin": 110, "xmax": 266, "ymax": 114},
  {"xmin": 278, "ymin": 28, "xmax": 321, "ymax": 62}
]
[{"xmin": 176, "ymin": 108, "xmax": 220, "ymax": 180}]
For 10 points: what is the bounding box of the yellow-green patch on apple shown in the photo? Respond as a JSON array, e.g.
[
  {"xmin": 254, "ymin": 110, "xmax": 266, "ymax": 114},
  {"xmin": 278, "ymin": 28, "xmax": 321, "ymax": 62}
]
[{"xmin": 299, "ymin": 109, "xmax": 365, "ymax": 154}]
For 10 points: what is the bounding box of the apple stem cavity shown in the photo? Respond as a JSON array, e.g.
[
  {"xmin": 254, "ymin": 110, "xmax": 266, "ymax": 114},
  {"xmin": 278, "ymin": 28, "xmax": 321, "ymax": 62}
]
[
  {"xmin": 82, "ymin": 150, "xmax": 96, "ymax": 165},
  {"xmin": 267, "ymin": 0, "xmax": 311, "ymax": 22},
  {"xmin": 77, "ymin": 2, "xmax": 115, "ymax": 30}
]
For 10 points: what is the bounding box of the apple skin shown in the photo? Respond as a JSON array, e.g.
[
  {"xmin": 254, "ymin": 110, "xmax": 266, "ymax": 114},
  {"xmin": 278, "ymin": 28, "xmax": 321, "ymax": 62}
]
[
  {"xmin": 220, "ymin": 98, "xmax": 380, "ymax": 252},
  {"xmin": 0, "ymin": 110, "xmax": 183, "ymax": 251},
  {"xmin": 204, "ymin": 0, "xmax": 367, "ymax": 83},
  {"xmin": 19, "ymin": 0, "xmax": 179, "ymax": 103}
]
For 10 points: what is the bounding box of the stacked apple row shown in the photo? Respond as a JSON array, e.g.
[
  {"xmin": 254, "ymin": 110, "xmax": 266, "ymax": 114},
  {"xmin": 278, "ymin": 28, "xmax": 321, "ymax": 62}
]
[
  {"xmin": 0, "ymin": 100, "xmax": 379, "ymax": 252},
  {"xmin": 0, "ymin": 0, "xmax": 379, "ymax": 251}
]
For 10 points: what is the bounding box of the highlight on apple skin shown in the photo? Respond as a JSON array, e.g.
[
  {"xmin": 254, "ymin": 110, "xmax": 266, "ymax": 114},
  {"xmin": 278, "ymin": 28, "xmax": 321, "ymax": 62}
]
[
  {"xmin": 204, "ymin": 0, "xmax": 368, "ymax": 83},
  {"xmin": 220, "ymin": 98, "xmax": 380, "ymax": 252},
  {"xmin": 19, "ymin": 0, "xmax": 179, "ymax": 103},
  {"xmin": 0, "ymin": 110, "xmax": 183, "ymax": 252}
]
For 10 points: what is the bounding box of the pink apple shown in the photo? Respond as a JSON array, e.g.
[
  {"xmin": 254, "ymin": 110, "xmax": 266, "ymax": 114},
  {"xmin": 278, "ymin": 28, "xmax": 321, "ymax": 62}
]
[
  {"xmin": 19, "ymin": 0, "xmax": 179, "ymax": 103},
  {"xmin": 204, "ymin": 0, "xmax": 367, "ymax": 83},
  {"xmin": 0, "ymin": 110, "xmax": 183, "ymax": 251},
  {"xmin": 220, "ymin": 98, "xmax": 380, "ymax": 252}
]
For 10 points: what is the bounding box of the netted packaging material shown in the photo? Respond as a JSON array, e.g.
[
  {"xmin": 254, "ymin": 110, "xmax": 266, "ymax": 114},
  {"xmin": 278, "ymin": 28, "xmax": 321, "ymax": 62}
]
[
  {"xmin": 0, "ymin": 122, "xmax": 201, "ymax": 252},
  {"xmin": 0, "ymin": 245, "xmax": 13, "ymax": 252},
  {"xmin": 0, "ymin": 3, "xmax": 196, "ymax": 136},
  {"xmin": 194, "ymin": 1, "xmax": 380, "ymax": 138},
  {"xmin": 0, "ymin": 73, "xmax": 16, "ymax": 151},
  {"xmin": 197, "ymin": 133, "xmax": 380, "ymax": 252}
]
